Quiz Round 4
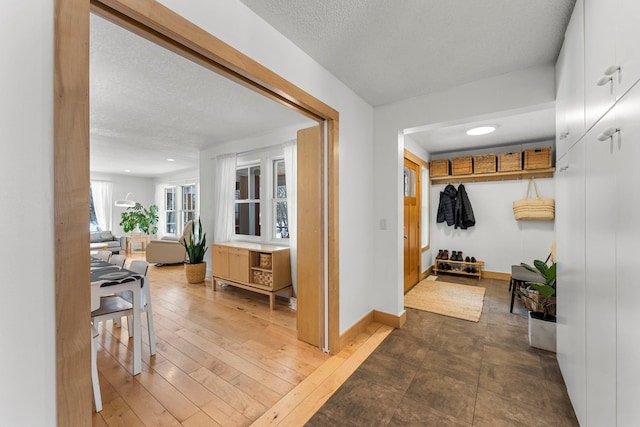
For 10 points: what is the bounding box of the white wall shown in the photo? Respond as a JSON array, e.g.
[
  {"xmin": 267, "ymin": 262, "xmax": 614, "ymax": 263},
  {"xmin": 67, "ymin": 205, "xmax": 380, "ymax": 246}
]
[
  {"xmin": 0, "ymin": 1, "xmax": 56, "ymax": 425},
  {"xmin": 374, "ymin": 65, "xmax": 557, "ymax": 316},
  {"xmin": 90, "ymin": 172, "xmax": 156, "ymax": 236},
  {"xmin": 159, "ymin": 0, "xmax": 376, "ymax": 334}
]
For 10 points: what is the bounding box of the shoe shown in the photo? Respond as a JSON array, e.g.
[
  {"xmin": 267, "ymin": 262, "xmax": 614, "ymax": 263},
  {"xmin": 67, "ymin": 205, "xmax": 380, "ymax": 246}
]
[
  {"xmin": 456, "ymin": 251, "xmax": 463, "ymax": 261},
  {"xmin": 450, "ymin": 251, "xmax": 456, "ymax": 261},
  {"xmin": 471, "ymin": 256, "xmax": 476, "ymax": 263},
  {"xmin": 465, "ymin": 256, "xmax": 470, "ymax": 262},
  {"xmin": 442, "ymin": 250, "xmax": 449, "ymax": 260},
  {"xmin": 436, "ymin": 249, "xmax": 443, "ymax": 260}
]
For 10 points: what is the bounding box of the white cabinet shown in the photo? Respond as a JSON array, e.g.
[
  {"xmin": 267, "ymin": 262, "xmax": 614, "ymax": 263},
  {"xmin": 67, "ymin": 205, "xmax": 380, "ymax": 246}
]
[
  {"xmin": 584, "ymin": 0, "xmax": 640, "ymax": 130},
  {"xmin": 613, "ymin": 83, "xmax": 640, "ymax": 427},
  {"xmin": 584, "ymin": 106, "xmax": 618, "ymax": 426},
  {"xmin": 555, "ymin": 140, "xmax": 586, "ymax": 427},
  {"xmin": 555, "ymin": 0, "xmax": 585, "ymax": 160}
]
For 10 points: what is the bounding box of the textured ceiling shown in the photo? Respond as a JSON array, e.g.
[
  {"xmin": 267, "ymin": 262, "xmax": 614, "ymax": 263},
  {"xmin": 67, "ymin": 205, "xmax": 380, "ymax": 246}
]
[
  {"xmin": 239, "ymin": 0, "xmax": 575, "ymax": 107},
  {"xmin": 91, "ymin": 1, "xmax": 575, "ymax": 177},
  {"xmin": 90, "ymin": 14, "xmax": 313, "ymax": 177}
]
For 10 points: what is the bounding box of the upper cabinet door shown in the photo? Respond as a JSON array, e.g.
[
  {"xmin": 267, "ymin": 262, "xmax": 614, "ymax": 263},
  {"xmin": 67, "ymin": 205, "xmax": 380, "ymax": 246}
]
[
  {"xmin": 585, "ymin": 0, "xmax": 640, "ymax": 131},
  {"xmin": 584, "ymin": 0, "xmax": 617, "ymax": 130},
  {"xmin": 556, "ymin": 0, "xmax": 585, "ymax": 160},
  {"xmin": 615, "ymin": 0, "xmax": 640, "ymax": 100}
]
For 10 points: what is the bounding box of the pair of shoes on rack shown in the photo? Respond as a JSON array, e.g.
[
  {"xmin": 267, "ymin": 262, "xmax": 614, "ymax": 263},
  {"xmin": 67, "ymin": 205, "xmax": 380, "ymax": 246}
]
[
  {"xmin": 464, "ymin": 256, "xmax": 477, "ymax": 263},
  {"xmin": 465, "ymin": 266, "xmax": 478, "ymax": 273},
  {"xmin": 436, "ymin": 249, "xmax": 449, "ymax": 260},
  {"xmin": 451, "ymin": 251, "xmax": 463, "ymax": 261}
]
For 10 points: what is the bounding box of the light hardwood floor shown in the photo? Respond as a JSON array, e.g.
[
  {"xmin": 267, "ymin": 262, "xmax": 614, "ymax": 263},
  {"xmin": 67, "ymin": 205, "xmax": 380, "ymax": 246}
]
[{"xmin": 92, "ymin": 256, "xmax": 392, "ymax": 426}]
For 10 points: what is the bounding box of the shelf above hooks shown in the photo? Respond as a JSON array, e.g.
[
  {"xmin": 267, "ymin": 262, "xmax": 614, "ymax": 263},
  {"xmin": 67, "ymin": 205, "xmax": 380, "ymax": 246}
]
[{"xmin": 430, "ymin": 168, "xmax": 555, "ymax": 185}]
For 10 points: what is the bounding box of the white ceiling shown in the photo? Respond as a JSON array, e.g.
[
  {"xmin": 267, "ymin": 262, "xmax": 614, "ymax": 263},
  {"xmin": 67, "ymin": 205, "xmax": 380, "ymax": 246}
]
[
  {"xmin": 91, "ymin": 1, "xmax": 575, "ymax": 177},
  {"xmin": 90, "ymin": 14, "xmax": 314, "ymax": 178}
]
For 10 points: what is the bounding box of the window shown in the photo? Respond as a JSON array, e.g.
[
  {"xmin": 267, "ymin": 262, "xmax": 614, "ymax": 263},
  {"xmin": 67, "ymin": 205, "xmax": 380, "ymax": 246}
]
[
  {"xmin": 165, "ymin": 187, "xmax": 177, "ymax": 234},
  {"xmin": 89, "ymin": 185, "xmax": 101, "ymax": 231},
  {"xmin": 182, "ymin": 184, "xmax": 197, "ymax": 226},
  {"xmin": 273, "ymin": 159, "xmax": 288, "ymax": 238},
  {"xmin": 235, "ymin": 165, "xmax": 261, "ymax": 236}
]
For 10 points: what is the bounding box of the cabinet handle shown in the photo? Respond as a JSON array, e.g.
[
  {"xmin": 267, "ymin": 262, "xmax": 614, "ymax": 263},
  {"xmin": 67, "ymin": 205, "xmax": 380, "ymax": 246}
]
[
  {"xmin": 597, "ymin": 75, "xmax": 613, "ymax": 86},
  {"xmin": 604, "ymin": 65, "xmax": 621, "ymax": 76},
  {"xmin": 597, "ymin": 127, "xmax": 620, "ymax": 141}
]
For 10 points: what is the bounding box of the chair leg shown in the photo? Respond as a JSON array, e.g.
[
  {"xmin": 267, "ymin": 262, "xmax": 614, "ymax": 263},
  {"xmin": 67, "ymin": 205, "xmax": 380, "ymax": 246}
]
[
  {"xmin": 145, "ymin": 305, "xmax": 157, "ymax": 356},
  {"xmin": 91, "ymin": 331, "xmax": 102, "ymax": 412},
  {"xmin": 510, "ymin": 280, "xmax": 518, "ymax": 313}
]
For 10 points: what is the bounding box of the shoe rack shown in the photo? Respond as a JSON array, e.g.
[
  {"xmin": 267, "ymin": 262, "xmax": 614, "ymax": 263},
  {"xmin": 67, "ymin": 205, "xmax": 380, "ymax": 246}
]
[{"xmin": 433, "ymin": 258, "xmax": 484, "ymax": 280}]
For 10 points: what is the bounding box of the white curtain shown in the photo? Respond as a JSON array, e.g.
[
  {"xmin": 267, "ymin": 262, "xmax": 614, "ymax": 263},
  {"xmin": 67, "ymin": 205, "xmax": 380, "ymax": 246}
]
[
  {"xmin": 283, "ymin": 140, "xmax": 297, "ymax": 295},
  {"xmin": 154, "ymin": 183, "xmax": 166, "ymax": 239},
  {"xmin": 213, "ymin": 153, "xmax": 237, "ymax": 243},
  {"xmin": 91, "ymin": 181, "xmax": 112, "ymax": 231}
]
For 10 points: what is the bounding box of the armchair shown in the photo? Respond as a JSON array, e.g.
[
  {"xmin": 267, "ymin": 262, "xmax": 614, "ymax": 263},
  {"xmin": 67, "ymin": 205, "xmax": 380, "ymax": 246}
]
[{"xmin": 145, "ymin": 221, "xmax": 193, "ymax": 265}]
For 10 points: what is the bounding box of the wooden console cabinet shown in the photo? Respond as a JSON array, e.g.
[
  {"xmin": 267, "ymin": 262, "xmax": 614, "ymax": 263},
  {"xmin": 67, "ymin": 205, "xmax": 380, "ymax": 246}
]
[{"xmin": 211, "ymin": 241, "xmax": 292, "ymax": 310}]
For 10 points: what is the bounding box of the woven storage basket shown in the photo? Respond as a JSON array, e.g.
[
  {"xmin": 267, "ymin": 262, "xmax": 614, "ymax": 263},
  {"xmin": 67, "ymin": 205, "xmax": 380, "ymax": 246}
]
[
  {"xmin": 259, "ymin": 253, "xmax": 272, "ymax": 269},
  {"xmin": 473, "ymin": 154, "xmax": 497, "ymax": 174},
  {"xmin": 185, "ymin": 262, "xmax": 206, "ymax": 284},
  {"xmin": 498, "ymin": 151, "xmax": 522, "ymax": 172},
  {"xmin": 452, "ymin": 156, "xmax": 473, "ymax": 175},
  {"xmin": 524, "ymin": 147, "xmax": 552, "ymax": 170},
  {"xmin": 429, "ymin": 159, "xmax": 450, "ymax": 177},
  {"xmin": 513, "ymin": 178, "xmax": 554, "ymax": 221},
  {"xmin": 253, "ymin": 270, "xmax": 273, "ymax": 287}
]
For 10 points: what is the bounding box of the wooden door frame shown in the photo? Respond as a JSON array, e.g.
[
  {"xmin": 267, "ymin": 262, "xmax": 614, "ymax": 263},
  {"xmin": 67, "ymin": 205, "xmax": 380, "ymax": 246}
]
[{"xmin": 54, "ymin": 0, "xmax": 340, "ymax": 424}]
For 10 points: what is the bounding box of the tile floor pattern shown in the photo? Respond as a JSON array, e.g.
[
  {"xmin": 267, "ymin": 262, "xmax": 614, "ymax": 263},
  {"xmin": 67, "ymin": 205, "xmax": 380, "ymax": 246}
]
[{"xmin": 307, "ymin": 275, "xmax": 579, "ymax": 426}]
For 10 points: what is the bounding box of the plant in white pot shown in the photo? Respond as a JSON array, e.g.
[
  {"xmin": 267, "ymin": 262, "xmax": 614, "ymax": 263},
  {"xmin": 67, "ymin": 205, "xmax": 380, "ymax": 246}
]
[
  {"xmin": 182, "ymin": 219, "xmax": 208, "ymax": 284},
  {"xmin": 517, "ymin": 259, "xmax": 557, "ymax": 352}
]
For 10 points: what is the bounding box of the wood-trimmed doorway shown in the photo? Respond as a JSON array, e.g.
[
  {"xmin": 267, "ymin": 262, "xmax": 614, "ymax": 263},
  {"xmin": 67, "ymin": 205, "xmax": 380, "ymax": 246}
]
[{"xmin": 54, "ymin": 0, "xmax": 340, "ymax": 424}]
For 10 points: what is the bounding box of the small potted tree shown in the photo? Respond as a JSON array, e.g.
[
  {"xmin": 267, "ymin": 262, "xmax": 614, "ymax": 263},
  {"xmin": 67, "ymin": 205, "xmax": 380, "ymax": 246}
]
[
  {"xmin": 518, "ymin": 259, "xmax": 556, "ymax": 352},
  {"xmin": 182, "ymin": 218, "xmax": 208, "ymax": 284}
]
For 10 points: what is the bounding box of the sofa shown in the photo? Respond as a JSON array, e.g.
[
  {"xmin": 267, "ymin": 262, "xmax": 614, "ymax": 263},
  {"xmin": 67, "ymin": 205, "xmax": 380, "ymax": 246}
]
[
  {"xmin": 89, "ymin": 230, "xmax": 126, "ymax": 253},
  {"xmin": 145, "ymin": 221, "xmax": 193, "ymax": 265}
]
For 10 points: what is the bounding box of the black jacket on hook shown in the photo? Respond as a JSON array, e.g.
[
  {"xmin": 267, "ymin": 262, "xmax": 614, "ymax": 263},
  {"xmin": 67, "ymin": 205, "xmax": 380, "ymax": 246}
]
[
  {"xmin": 454, "ymin": 184, "xmax": 475, "ymax": 229},
  {"xmin": 437, "ymin": 184, "xmax": 457, "ymax": 226}
]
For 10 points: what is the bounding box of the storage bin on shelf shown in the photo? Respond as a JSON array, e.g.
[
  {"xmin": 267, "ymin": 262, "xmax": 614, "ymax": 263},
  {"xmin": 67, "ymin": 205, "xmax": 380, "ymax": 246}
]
[
  {"xmin": 429, "ymin": 159, "xmax": 450, "ymax": 177},
  {"xmin": 253, "ymin": 270, "xmax": 273, "ymax": 287},
  {"xmin": 498, "ymin": 151, "xmax": 522, "ymax": 172},
  {"xmin": 259, "ymin": 253, "xmax": 272, "ymax": 269},
  {"xmin": 473, "ymin": 154, "xmax": 497, "ymax": 174},
  {"xmin": 452, "ymin": 156, "xmax": 473, "ymax": 175},
  {"xmin": 524, "ymin": 147, "xmax": 552, "ymax": 170}
]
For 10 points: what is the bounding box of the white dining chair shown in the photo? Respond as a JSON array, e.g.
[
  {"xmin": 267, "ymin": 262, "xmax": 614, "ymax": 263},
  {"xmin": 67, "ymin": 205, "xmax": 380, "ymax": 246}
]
[
  {"xmin": 118, "ymin": 260, "xmax": 157, "ymax": 355},
  {"xmin": 91, "ymin": 324, "xmax": 102, "ymax": 412},
  {"xmin": 109, "ymin": 254, "xmax": 126, "ymax": 268},
  {"xmin": 95, "ymin": 250, "xmax": 111, "ymax": 262}
]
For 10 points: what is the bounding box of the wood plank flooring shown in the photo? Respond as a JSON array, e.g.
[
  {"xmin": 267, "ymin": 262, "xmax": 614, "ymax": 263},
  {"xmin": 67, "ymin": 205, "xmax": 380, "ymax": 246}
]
[{"xmin": 92, "ymin": 257, "xmax": 391, "ymax": 426}]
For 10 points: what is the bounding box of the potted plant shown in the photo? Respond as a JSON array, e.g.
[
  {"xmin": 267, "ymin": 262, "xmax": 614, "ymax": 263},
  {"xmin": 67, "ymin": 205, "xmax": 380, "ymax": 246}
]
[
  {"xmin": 518, "ymin": 259, "xmax": 557, "ymax": 352},
  {"xmin": 182, "ymin": 218, "xmax": 208, "ymax": 284},
  {"xmin": 120, "ymin": 203, "xmax": 159, "ymax": 235}
]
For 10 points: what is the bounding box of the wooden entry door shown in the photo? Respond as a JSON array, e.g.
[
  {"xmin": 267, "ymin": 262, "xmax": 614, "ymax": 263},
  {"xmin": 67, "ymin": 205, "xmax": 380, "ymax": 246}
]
[{"xmin": 404, "ymin": 157, "xmax": 420, "ymax": 292}]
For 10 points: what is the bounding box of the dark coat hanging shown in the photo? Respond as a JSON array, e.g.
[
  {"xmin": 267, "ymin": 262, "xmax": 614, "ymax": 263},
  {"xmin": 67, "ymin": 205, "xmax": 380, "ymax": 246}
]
[
  {"xmin": 437, "ymin": 184, "xmax": 457, "ymax": 226},
  {"xmin": 454, "ymin": 184, "xmax": 476, "ymax": 229}
]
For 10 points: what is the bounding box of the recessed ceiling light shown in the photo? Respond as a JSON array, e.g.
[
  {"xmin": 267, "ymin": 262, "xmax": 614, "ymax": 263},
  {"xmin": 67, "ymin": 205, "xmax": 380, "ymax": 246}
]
[
  {"xmin": 466, "ymin": 126, "xmax": 496, "ymax": 136},
  {"xmin": 167, "ymin": 158, "xmax": 175, "ymax": 162}
]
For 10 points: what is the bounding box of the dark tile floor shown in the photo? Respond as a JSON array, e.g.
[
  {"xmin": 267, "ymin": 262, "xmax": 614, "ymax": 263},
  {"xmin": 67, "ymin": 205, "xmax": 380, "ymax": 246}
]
[{"xmin": 308, "ymin": 275, "xmax": 579, "ymax": 426}]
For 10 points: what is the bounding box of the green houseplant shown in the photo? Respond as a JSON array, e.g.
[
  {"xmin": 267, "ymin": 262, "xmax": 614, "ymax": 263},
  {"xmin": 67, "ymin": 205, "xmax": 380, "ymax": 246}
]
[
  {"xmin": 182, "ymin": 218, "xmax": 208, "ymax": 283},
  {"xmin": 119, "ymin": 203, "xmax": 159, "ymax": 235},
  {"xmin": 517, "ymin": 259, "xmax": 557, "ymax": 351}
]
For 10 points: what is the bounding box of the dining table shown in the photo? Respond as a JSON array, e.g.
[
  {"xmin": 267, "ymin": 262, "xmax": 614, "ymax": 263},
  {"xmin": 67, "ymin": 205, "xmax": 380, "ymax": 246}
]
[{"xmin": 90, "ymin": 257, "xmax": 143, "ymax": 375}]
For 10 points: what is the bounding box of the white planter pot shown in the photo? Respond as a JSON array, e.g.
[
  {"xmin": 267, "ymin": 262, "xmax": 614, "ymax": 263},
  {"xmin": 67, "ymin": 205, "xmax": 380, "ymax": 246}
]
[{"xmin": 528, "ymin": 312, "xmax": 556, "ymax": 352}]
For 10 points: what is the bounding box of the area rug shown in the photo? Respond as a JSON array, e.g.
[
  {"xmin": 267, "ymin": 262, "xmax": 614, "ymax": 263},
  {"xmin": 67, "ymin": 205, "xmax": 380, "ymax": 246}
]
[{"xmin": 404, "ymin": 280, "xmax": 485, "ymax": 322}]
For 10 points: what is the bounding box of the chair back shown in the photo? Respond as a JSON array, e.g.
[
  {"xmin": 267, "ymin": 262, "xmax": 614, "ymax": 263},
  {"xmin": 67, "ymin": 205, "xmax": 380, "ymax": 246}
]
[
  {"xmin": 129, "ymin": 260, "xmax": 149, "ymax": 277},
  {"xmin": 95, "ymin": 250, "xmax": 111, "ymax": 262},
  {"xmin": 109, "ymin": 254, "xmax": 126, "ymax": 268}
]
